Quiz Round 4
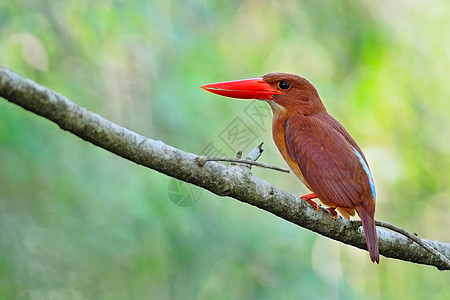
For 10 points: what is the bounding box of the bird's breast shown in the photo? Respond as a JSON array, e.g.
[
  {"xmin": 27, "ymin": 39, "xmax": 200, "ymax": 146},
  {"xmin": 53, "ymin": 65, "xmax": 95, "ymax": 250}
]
[{"xmin": 271, "ymin": 116, "xmax": 312, "ymax": 190}]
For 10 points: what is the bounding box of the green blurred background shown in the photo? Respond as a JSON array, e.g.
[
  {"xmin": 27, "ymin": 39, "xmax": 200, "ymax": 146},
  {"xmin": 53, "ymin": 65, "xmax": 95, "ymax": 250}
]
[{"xmin": 1, "ymin": 0, "xmax": 449, "ymax": 299}]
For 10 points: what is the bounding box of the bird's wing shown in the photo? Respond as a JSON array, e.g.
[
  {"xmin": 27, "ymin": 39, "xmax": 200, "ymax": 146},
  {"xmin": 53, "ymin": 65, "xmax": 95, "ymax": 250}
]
[
  {"xmin": 285, "ymin": 115, "xmax": 372, "ymax": 208},
  {"xmin": 320, "ymin": 113, "xmax": 370, "ymax": 167}
]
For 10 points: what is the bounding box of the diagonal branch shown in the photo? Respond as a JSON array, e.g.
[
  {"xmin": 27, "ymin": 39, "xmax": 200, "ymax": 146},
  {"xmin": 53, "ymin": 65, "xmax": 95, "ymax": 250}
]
[{"xmin": 1, "ymin": 66, "xmax": 449, "ymax": 270}]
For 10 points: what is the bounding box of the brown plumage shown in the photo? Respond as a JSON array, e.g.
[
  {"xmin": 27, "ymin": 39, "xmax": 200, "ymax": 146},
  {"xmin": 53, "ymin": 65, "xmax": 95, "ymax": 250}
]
[{"xmin": 202, "ymin": 73, "xmax": 379, "ymax": 263}]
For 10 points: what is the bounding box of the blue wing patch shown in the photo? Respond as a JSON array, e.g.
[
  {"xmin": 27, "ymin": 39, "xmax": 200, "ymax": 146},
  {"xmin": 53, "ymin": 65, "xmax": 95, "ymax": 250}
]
[{"xmin": 352, "ymin": 147, "xmax": 376, "ymax": 200}]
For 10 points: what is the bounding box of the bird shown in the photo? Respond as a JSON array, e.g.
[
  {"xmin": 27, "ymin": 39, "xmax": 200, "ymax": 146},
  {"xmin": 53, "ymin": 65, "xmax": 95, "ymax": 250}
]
[{"xmin": 201, "ymin": 73, "xmax": 379, "ymax": 263}]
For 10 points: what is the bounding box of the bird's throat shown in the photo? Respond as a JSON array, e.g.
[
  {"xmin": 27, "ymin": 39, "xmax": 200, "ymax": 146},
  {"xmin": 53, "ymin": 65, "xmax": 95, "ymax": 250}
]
[{"xmin": 267, "ymin": 100, "xmax": 286, "ymax": 117}]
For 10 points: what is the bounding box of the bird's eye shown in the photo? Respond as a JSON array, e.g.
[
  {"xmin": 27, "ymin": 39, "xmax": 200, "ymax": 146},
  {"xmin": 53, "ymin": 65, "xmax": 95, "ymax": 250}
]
[{"xmin": 278, "ymin": 81, "xmax": 290, "ymax": 90}]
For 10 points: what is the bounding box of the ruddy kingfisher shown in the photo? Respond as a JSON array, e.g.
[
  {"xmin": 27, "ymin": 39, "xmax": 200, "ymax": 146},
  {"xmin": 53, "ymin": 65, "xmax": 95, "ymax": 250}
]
[{"xmin": 201, "ymin": 73, "xmax": 379, "ymax": 263}]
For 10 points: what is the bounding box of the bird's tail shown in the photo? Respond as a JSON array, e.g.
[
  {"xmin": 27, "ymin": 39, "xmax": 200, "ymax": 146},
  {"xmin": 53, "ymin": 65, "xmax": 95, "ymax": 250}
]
[{"xmin": 357, "ymin": 204, "xmax": 379, "ymax": 263}]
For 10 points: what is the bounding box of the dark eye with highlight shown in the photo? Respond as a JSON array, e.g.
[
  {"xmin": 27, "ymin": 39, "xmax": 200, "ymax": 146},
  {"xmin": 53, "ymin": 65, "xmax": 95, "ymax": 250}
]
[{"xmin": 278, "ymin": 81, "xmax": 290, "ymax": 90}]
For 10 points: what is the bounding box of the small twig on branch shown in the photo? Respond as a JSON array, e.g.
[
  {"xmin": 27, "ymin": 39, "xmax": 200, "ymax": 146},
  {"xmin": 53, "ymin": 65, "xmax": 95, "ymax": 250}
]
[
  {"xmin": 195, "ymin": 153, "xmax": 290, "ymax": 173},
  {"xmin": 244, "ymin": 142, "xmax": 264, "ymax": 161},
  {"xmin": 196, "ymin": 142, "xmax": 289, "ymax": 173},
  {"xmin": 374, "ymin": 220, "xmax": 450, "ymax": 269},
  {"xmin": 230, "ymin": 143, "xmax": 265, "ymax": 170}
]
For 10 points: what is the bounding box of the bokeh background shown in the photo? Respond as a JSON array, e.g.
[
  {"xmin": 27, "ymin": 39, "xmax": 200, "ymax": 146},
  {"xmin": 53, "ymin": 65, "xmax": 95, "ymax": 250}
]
[{"xmin": 1, "ymin": 0, "xmax": 450, "ymax": 299}]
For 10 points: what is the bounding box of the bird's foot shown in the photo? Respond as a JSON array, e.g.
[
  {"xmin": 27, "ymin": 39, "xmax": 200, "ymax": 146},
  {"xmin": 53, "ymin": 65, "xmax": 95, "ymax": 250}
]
[
  {"xmin": 326, "ymin": 207, "xmax": 338, "ymax": 219},
  {"xmin": 300, "ymin": 193, "xmax": 319, "ymax": 211}
]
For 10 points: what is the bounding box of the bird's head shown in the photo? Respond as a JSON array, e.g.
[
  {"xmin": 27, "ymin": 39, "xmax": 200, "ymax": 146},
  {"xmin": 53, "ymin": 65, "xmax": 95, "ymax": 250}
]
[{"xmin": 201, "ymin": 73, "xmax": 326, "ymax": 117}]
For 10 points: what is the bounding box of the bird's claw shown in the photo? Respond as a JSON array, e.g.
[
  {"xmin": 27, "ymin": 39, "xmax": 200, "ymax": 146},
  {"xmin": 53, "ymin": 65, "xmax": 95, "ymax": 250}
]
[
  {"xmin": 300, "ymin": 193, "xmax": 319, "ymax": 211},
  {"xmin": 326, "ymin": 207, "xmax": 338, "ymax": 219}
]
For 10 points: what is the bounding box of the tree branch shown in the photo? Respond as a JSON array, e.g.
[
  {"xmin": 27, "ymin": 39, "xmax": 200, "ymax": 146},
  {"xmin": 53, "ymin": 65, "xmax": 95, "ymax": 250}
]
[{"xmin": 1, "ymin": 66, "xmax": 449, "ymax": 270}]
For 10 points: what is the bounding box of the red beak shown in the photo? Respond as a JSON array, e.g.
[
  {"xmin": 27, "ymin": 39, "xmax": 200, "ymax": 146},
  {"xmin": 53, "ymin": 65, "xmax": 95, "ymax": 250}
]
[{"xmin": 201, "ymin": 78, "xmax": 282, "ymax": 100}]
